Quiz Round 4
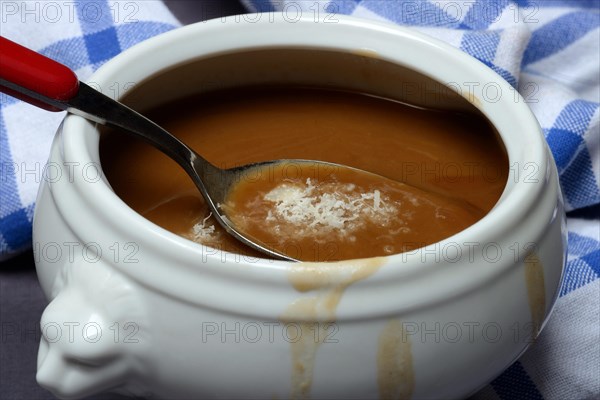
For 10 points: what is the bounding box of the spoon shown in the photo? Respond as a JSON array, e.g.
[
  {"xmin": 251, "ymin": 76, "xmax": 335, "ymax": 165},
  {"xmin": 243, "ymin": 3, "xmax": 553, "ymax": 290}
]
[{"xmin": 1, "ymin": 36, "xmax": 364, "ymax": 262}]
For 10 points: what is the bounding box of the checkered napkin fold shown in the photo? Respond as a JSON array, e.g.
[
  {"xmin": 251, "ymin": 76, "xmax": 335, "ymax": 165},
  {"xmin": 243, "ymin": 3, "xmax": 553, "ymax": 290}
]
[{"xmin": 1, "ymin": 0, "xmax": 598, "ymax": 398}]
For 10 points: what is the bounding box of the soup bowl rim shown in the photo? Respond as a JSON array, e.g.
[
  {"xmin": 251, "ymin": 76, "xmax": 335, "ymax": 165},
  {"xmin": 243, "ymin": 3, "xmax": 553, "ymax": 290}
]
[{"xmin": 51, "ymin": 14, "xmax": 555, "ymax": 312}]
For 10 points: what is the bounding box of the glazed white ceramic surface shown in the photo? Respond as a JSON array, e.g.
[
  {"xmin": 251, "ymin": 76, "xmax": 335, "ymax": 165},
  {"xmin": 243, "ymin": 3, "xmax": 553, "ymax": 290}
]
[{"xmin": 33, "ymin": 15, "xmax": 565, "ymax": 400}]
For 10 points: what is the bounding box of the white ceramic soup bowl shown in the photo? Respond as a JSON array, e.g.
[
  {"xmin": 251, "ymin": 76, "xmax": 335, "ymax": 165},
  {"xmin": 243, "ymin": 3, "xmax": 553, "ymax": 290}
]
[{"xmin": 33, "ymin": 15, "xmax": 565, "ymax": 400}]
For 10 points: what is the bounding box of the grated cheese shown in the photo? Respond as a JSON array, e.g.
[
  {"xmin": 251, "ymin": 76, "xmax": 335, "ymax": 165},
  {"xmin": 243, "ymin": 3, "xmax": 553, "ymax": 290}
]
[
  {"xmin": 191, "ymin": 212, "xmax": 216, "ymax": 241},
  {"xmin": 263, "ymin": 179, "xmax": 398, "ymax": 238},
  {"xmin": 374, "ymin": 190, "xmax": 381, "ymax": 210}
]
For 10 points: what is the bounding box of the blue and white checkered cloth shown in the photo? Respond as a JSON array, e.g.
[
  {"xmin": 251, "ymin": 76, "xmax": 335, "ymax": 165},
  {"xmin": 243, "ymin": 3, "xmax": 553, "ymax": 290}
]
[{"xmin": 1, "ymin": 0, "xmax": 598, "ymax": 399}]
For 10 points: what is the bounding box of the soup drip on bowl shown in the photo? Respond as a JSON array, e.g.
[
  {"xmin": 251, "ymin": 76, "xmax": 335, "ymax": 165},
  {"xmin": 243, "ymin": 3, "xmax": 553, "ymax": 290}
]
[{"xmin": 100, "ymin": 86, "xmax": 508, "ymax": 262}]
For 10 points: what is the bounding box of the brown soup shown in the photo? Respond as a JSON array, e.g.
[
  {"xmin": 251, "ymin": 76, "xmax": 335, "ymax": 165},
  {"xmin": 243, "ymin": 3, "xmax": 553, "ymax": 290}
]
[{"xmin": 100, "ymin": 86, "xmax": 508, "ymax": 262}]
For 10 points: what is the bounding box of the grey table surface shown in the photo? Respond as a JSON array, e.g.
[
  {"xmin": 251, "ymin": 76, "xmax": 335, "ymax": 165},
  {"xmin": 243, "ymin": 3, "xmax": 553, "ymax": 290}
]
[{"xmin": 0, "ymin": 2, "xmax": 245, "ymax": 399}]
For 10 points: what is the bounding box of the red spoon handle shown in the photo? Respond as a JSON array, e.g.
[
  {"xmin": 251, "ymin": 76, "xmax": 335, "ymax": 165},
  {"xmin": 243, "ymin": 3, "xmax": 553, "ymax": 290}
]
[{"xmin": 0, "ymin": 36, "xmax": 79, "ymax": 111}]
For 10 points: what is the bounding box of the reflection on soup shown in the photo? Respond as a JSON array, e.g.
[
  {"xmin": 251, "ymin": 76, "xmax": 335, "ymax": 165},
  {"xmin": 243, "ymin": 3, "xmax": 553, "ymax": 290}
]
[{"xmin": 100, "ymin": 86, "xmax": 508, "ymax": 262}]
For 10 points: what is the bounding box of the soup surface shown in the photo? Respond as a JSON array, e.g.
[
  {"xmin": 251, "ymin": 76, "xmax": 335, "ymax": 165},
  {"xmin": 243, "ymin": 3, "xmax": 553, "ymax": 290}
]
[{"xmin": 100, "ymin": 86, "xmax": 508, "ymax": 261}]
